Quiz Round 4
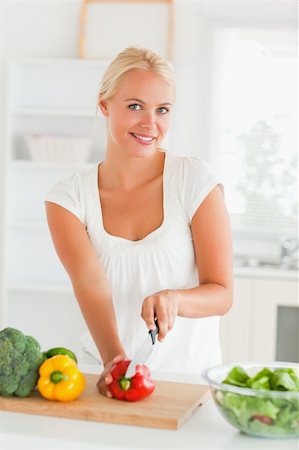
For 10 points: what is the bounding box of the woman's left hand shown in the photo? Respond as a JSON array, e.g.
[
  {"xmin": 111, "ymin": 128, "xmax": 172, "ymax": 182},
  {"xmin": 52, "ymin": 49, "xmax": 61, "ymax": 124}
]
[{"xmin": 141, "ymin": 290, "xmax": 179, "ymax": 342}]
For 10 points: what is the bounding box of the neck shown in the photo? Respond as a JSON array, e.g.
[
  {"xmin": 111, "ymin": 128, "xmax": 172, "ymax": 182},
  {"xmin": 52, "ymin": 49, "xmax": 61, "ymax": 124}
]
[{"xmin": 99, "ymin": 147, "xmax": 165, "ymax": 191}]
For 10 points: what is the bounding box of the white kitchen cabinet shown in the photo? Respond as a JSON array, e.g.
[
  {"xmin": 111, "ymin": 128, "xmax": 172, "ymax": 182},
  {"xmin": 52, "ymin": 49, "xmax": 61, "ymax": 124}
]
[
  {"xmin": 1, "ymin": 59, "xmax": 111, "ymax": 351},
  {"xmin": 219, "ymin": 278, "xmax": 253, "ymax": 363},
  {"xmin": 251, "ymin": 278, "xmax": 298, "ymax": 361},
  {"xmin": 220, "ymin": 274, "xmax": 298, "ymax": 364}
]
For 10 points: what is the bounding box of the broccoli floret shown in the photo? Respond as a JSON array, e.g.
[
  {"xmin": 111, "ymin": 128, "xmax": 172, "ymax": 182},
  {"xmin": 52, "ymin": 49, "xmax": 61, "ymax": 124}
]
[{"xmin": 0, "ymin": 327, "xmax": 46, "ymax": 397}]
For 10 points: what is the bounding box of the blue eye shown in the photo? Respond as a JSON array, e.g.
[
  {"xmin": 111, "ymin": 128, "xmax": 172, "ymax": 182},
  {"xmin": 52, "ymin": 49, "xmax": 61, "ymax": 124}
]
[
  {"xmin": 128, "ymin": 104, "xmax": 141, "ymax": 111},
  {"xmin": 157, "ymin": 107, "xmax": 169, "ymax": 114}
]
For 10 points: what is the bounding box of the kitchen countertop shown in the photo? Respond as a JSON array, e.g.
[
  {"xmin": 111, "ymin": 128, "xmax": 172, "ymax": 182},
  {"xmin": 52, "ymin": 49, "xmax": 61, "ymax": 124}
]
[
  {"xmin": 0, "ymin": 365, "xmax": 297, "ymax": 450},
  {"xmin": 233, "ymin": 265, "xmax": 298, "ymax": 281}
]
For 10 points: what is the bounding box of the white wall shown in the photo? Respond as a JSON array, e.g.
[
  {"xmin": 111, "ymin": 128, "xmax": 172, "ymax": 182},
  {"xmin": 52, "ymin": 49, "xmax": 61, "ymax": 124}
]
[
  {"xmin": 2, "ymin": 1, "xmax": 80, "ymax": 58},
  {"xmin": 0, "ymin": 0, "xmax": 297, "ymax": 352},
  {"xmin": 0, "ymin": 1, "xmax": 297, "ymax": 310},
  {"xmin": 0, "ymin": 3, "xmax": 6, "ymax": 320},
  {"xmin": 0, "ymin": 1, "xmax": 81, "ymax": 322},
  {"xmin": 0, "ymin": 1, "xmax": 204, "ymax": 257},
  {"xmin": 0, "ymin": 1, "xmax": 208, "ymax": 159},
  {"xmin": 171, "ymin": 3, "xmax": 213, "ymax": 159},
  {"xmin": 0, "ymin": 0, "xmax": 204, "ymax": 325},
  {"xmin": 0, "ymin": 0, "xmax": 297, "ymax": 216}
]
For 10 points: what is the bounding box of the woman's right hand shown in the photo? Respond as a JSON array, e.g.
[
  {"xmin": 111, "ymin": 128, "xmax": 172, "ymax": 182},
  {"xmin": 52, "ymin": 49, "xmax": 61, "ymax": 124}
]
[{"xmin": 97, "ymin": 354, "xmax": 127, "ymax": 398}]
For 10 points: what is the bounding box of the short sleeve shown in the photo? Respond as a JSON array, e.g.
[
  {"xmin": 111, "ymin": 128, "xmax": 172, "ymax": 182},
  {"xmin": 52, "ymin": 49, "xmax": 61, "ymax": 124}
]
[
  {"xmin": 178, "ymin": 156, "xmax": 223, "ymax": 221},
  {"xmin": 44, "ymin": 172, "xmax": 86, "ymax": 224}
]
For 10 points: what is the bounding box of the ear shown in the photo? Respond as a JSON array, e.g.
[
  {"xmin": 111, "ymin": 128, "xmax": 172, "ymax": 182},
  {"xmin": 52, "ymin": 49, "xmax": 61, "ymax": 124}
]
[{"xmin": 99, "ymin": 100, "xmax": 109, "ymax": 117}]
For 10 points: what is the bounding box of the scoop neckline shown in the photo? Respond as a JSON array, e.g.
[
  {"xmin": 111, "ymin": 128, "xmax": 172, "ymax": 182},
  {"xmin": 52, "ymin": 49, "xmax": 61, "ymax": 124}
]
[{"xmin": 95, "ymin": 151, "xmax": 169, "ymax": 244}]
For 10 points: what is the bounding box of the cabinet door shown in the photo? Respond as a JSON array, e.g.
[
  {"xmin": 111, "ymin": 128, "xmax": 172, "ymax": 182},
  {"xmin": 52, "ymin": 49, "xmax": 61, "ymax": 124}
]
[
  {"xmin": 220, "ymin": 278, "xmax": 253, "ymax": 363},
  {"xmin": 251, "ymin": 279, "xmax": 298, "ymax": 361}
]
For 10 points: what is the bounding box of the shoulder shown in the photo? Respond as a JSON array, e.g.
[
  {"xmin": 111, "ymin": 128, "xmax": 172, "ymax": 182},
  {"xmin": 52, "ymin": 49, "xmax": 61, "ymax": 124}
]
[
  {"xmin": 48, "ymin": 164, "xmax": 98, "ymax": 196},
  {"xmin": 165, "ymin": 152, "xmax": 222, "ymax": 221},
  {"xmin": 45, "ymin": 164, "xmax": 99, "ymax": 224},
  {"xmin": 166, "ymin": 152, "xmax": 217, "ymax": 182},
  {"xmin": 69, "ymin": 164, "xmax": 98, "ymax": 186}
]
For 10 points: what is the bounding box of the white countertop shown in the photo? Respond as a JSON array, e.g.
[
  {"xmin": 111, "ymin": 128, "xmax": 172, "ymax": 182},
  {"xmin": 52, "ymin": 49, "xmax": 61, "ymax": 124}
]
[
  {"xmin": 234, "ymin": 265, "xmax": 298, "ymax": 281},
  {"xmin": 0, "ymin": 366, "xmax": 297, "ymax": 450}
]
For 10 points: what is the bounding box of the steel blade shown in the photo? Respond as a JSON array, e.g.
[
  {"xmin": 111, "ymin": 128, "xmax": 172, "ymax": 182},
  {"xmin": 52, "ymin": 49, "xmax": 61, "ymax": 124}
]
[{"xmin": 125, "ymin": 334, "xmax": 153, "ymax": 378}]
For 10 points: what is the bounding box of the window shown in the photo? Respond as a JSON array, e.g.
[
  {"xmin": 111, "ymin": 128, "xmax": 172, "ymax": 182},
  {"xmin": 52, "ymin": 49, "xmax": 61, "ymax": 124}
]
[{"xmin": 210, "ymin": 27, "xmax": 297, "ymax": 237}]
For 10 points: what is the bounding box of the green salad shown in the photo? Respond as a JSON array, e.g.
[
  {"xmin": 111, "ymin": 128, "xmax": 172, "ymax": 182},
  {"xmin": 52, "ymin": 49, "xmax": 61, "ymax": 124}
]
[{"xmin": 215, "ymin": 366, "xmax": 299, "ymax": 437}]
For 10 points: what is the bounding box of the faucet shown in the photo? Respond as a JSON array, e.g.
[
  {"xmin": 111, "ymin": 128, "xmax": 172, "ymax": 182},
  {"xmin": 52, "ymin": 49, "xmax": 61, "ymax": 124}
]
[{"xmin": 279, "ymin": 236, "xmax": 299, "ymax": 267}]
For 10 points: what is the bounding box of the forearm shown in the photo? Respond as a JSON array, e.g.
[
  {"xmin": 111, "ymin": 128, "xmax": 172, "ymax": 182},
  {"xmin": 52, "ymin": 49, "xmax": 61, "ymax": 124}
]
[
  {"xmin": 175, "ymin": 282, "xmax": 233, "ymax": 318},
  {"xmin": 73, "ymin": 280, "xmax": 126, "ymax": 366}
]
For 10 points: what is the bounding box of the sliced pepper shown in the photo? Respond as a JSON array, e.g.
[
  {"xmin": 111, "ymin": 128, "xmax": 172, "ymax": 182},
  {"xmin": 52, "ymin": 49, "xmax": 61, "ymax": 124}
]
[
  {"xmin": 37, "ymin": 355, "xmax": 85, "ymax": 402},
  {"xmin": 108, "ymin": 360, "xmax": 155, "ymax": 402}
]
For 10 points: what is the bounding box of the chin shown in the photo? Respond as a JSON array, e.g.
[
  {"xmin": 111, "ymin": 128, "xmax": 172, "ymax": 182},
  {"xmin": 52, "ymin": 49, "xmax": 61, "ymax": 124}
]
[{"xmin": 129, "ymin": 146, "xmax": 158, "ymax": 159}]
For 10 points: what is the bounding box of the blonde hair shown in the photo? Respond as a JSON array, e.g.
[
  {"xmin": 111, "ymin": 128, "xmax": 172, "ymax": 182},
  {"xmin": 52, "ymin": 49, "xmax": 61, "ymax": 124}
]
[{"xmin": 98, "ymin": 46, "xmax": 175, "ymax": 103}]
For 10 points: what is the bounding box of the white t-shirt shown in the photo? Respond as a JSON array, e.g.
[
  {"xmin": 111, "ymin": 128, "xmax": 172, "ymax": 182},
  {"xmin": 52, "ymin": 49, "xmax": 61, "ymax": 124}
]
[{"xmin": 45, "ymin": 151, "xmax": 223, "ymax": 375}]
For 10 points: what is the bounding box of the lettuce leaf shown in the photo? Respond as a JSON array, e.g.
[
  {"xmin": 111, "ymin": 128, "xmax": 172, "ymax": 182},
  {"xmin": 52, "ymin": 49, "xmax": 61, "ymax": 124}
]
[
  {"xmin": 270, "ymin": 369, "xmax": 298, "ymax": 391},
  {"xmin": 217, "ymin": 365, "xmax": 299, "ymax": 436},
  {"xmin": 223, "ymin": 366, "xmax": 299, "ymax": 392},
  {"xmin": 222, "ymin": 366, "xmax": 250, "ymax": 387}
]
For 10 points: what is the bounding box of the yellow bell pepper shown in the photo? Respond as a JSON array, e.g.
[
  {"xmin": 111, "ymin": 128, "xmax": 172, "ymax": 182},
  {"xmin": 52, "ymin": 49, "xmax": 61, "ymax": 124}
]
[{"xmin": 37, "ymin": 354, "xmax": 86, "ymax": 402}]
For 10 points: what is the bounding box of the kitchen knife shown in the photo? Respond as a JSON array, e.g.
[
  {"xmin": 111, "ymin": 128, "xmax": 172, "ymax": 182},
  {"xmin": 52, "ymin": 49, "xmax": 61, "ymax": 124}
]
[{"xmin": 125, "ymin": 319, "xmax": 159, "ymax": 378}]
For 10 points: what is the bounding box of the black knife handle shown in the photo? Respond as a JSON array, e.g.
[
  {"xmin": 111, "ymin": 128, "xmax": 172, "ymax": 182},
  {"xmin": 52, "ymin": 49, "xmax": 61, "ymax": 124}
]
[{"xmin": 149, "ymin": 319, "xmax": 159, "ymax": 345}]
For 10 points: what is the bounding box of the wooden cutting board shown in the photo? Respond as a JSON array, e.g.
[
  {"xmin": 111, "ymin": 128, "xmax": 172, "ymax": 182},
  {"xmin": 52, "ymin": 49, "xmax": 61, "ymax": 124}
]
[{"xmin": 0, "ymin": 374, "xmax": 210, "ymax": 430}]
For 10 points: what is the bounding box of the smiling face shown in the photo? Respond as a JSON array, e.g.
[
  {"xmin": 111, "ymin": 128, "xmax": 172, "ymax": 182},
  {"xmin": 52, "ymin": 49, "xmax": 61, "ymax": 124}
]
[{"xmin": 99, "ymin": 69, "xmax": 175, "ymax": 159}]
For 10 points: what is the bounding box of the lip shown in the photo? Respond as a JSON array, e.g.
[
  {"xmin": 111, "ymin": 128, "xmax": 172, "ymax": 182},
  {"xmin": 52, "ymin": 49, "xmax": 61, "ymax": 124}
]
[{"xmin": 129, "ymin": 132, "xmax": 157, "ymax": 145}]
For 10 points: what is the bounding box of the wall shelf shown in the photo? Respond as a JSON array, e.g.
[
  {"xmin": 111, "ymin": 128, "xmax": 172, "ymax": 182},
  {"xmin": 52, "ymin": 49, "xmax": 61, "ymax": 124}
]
[
  {"xmin": 9, "ymin": 107, "xmax": 98, "ymax": 118},
  {"xmin": 1, "ymin": 58, "xmax": 109, "ymax": 351},
  {"xmin": 8, "ymin": 221, "xmax": 48, "ymax": 231},
  {"xmin": 8, "ymin": 283, "xmax": 73, "ymax": 294},
  {"xmin": 9, "ymin": 159, "xmax": 96, "ymax": 170}
]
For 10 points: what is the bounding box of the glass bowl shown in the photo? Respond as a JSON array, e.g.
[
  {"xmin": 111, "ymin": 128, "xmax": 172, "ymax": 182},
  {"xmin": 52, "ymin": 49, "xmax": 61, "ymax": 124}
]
[{"xmin": 203, "ymin": 362, "xmax": 299, "ymax": 439}]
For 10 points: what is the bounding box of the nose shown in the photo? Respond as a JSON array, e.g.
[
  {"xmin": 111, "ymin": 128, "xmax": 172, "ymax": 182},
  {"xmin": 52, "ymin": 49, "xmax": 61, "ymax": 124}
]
[{"xmin": 140, "ymin": 110, "xmax": 156, "ymax": 129}]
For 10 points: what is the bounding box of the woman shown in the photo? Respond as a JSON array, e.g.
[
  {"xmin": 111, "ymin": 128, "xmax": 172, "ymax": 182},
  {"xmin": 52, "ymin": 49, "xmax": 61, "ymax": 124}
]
[{"xmin": 45, "ymin": 46, "xmax": 233, "ymax": 398}]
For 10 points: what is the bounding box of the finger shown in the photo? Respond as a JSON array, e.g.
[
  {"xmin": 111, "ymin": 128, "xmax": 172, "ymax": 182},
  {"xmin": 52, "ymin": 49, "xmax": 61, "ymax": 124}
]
[
  {"xmin": 155, "ymin": 308, "xmax": 168, "ymax": 342},
  {"xmin": 168, "ymin": 321, "xmax": 176, "ymax": 332},
  {"xmin": 97, "ymin": 352, "xmax": 128, "ymax": 399},
  {"xmin": 104, "ymin": 353, "xmax": 125, "ymax": 368},
  {"xmin": 113, "ymin": 354, "xmax": 125, "ymax": 364},
  {"xmin": 103, "ymin": 355, "xmax": 125, "ymax": 378},
  {"xmin": 105, "ymin": 373, "xmax": 113, "ymax": 385},
  {"xmin": 97, "ymin": 378, "xmax": 107, "ymax": 394},
  {"xmin": 141, "ymin": 297, "xmax": 156, "ymax": 330},
  {"xmin": 100, "ymin": 384, "xmax": 112, "ymax": 398},
  {"xmin": 97, "ymin": 375, "xmax": 113, "ymax": 397},
  {"xmin": 168, "ymin": 311, "xmax": 177, "ymax": 331},
  {"xmin": 165, "ymin": 296, "xmax": 178, "ymax": 332},
  {"xmin": 157, "ymin": 325, "xmax": 168, "ymax": 341},
  {"xmin": 106, "ymin": 389, "xmax": 112, "ymax": 398}
]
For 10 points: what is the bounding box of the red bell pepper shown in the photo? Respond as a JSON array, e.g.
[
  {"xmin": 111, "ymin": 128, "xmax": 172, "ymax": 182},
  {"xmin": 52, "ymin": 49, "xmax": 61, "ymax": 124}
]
[{"xmin": 108, "ymin": 360, "xmax": 155, "ymax": 402}]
